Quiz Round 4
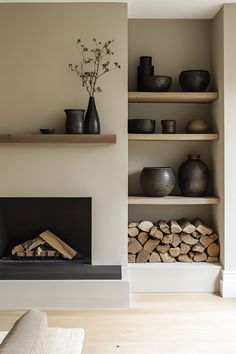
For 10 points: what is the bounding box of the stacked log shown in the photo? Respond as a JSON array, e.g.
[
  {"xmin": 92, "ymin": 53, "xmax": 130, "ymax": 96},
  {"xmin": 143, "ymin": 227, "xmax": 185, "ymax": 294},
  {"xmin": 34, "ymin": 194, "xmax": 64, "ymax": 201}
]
[{"xmin": 128, "ymin": 218, "xmax": 219, "ymax": 263}]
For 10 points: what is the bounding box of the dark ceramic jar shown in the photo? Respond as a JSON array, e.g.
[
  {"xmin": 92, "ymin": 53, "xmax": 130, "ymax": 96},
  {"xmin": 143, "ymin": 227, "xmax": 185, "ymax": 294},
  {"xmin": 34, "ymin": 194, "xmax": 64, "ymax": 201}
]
[
  {"xmin": 178, "ymin": 154, "xmax": 209, "ymax": 197},
  {"xmin": 140, "ymin": 167, "xmax": 176, "ymax": 197},
  {"xmin": 137, "ymin": 56, "xmax": 154, "ymax": 91},
  {"xmin": 65, "ymin": 109, "xmax": 85, "ymax": 134},
  {"xmin": 161, "ymin": 120, "xmax": 176, "ymax": 134}
]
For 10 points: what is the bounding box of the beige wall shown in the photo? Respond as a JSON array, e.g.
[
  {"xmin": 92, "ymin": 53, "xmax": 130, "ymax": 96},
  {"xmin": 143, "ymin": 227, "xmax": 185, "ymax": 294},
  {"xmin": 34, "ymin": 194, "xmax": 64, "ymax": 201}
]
[
  {"xmin": 0, "ymin": 3, "xmax": 128, "ymax": 265},
  {"xmin": 128, "ymin": 19, "xmax": 214, "ymax": 225},
  {"xmin": 211, "ymin": 8, "xmax": 224, "ymax": 266},
  {"xmin": 128, "ymin": 19, "xmax": 212, "ymax": 92}
]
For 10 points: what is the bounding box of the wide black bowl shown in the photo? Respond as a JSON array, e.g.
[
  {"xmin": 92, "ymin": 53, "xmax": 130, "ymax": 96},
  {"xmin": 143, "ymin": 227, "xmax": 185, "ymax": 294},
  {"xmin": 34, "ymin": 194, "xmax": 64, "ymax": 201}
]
[
  {"xmin": 140, "ymin": 167, "xmax": 176, "ymax": 197},
  {"xmin": 179, "ymin": 70, "xmax": 210, "ymax": 92},
  {"xmin": 141, "ymin": 75, "xmax": 172, "ymax": 92},
  {"xmin": 128, "ymin": 119, "xmax": 156, "ymax": 134}
]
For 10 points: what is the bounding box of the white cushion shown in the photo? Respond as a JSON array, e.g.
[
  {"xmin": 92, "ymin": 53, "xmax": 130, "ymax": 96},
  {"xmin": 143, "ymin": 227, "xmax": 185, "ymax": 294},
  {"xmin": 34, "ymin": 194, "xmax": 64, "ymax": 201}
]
[{"xmin": 0, "ymin": 328, "xmax": 84, "ymax": 354}]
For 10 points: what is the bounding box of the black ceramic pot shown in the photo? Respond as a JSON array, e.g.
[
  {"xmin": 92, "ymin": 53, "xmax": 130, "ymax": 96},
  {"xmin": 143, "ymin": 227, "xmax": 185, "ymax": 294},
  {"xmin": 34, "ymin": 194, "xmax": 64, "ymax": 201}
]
[
  {"xmin": 179, "ymin": 70, "xmax": 210, "ymax": 92},
  {"xmin": 161, "ymin": 120, "xmax": 176, "ymax": 134},
  {"xmin": 178, "ymin": 154, "xmax": 209, "ymax": 197},
  {"xmin": 145, "ymin": 75, "xmax": 172, "ymax": 92},
  {"xmin": 137, "ymin": 56, "xmax": 154, "ymax": 91},
  {"xmin": 84, "ymin": 97, "xmax": 100, "ymax": 134},
  {"xmin": 65, "ymin": 109, "xmax": 85, "ymax": 134},
  {"xmin": 140, "ymin": 167, "xmax": 176, "ymax": 197},
  {"xmin": 128, "ymin": 119, "xmax": 156, "ymax": 134}
]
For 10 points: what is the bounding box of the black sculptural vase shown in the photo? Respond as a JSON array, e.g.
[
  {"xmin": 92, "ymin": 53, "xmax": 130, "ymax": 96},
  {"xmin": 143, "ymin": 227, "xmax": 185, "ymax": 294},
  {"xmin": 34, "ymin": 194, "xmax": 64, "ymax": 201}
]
[
  {"xmin": 137, "ymin": 56, "xmax": 154, "ymax": 91},
  {"xmin": 65, "ymin": 109, "xmax": 85, "ymax": 134},
  {"xmin": 178, "ymin": 154, "xmax": 209, "ymax": 197},
  {"xmin": 84, "ymin": 96, "xmax": 100, "ymax": 134}
]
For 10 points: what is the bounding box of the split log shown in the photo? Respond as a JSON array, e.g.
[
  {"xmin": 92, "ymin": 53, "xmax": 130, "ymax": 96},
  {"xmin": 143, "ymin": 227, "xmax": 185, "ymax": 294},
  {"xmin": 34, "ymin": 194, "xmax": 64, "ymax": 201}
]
[
  {"xmin": 172, "ymin": 234, "xmax": 181, "ymax": 248},
  {"xmin": 136, "ymin": 249, "xmax": 150, "ymax": 263},
  {"xmin": 39, "ymin": 230, "xmax": 77, "ymax": 260},
  {"xmin": 169, "ymin": 220, "xmax": 182, "ymax": 234},
  {"xmin": 128, "ymin": 227, "xmax": 139, "ymax": 237},
  {"xmin": 149, "ymin": 252, "xmax": 161, "ymax": 263},
  {"xmin": 192, "ymin": 231, "xmax": 201, "ymax": 239},
  {"xmin": 194, "ymin": 252, "xmax": 207, "ymax": 262},
  {"xmin": 160, "ymin": 253, "xmax": 175, "ymax": 263},
  {"xmin": 128, "ymin": 238, "xmax": 142, "ymax": 255},
  {"xmin": 189, "ymin": 251, "xmax": 194, "ymax": 260},
  {"xmin": 199, "ymin": 235, "xmax": 214, "ymax": 248},
  {"xmin": 207, "ymin": 257, "xmax": 219, "ymax": 263},
  {"xmin": 178, "ymin": 219, "xmax": 196, "ymax": 234},
  {"xmin": 169, "ymin": 247, "xmax": 180, "ymax": 258},
  {"xmin": 128, "ymin": 222, "xmax": 138, "ymax": 228},
  {"xmin": 137, "ymin": 232, "xmax": 149, "ymax": 245},
  {"xmin": 138, "ymin": 221, "xmax": 153, "ymax": 232},
  {"xmin": 150, "ymin": 226, "xmax": 163, "ymax": 240},
  {"xmin": 193, "ymin": 219, "xmax": 213, "ymax": 235},
  {"xmin": 208, "ymin": 233, "xmax": 219, "ymax": 241},
  {"xmin": 180, "ymin": 243, "xmax": 190, "ymax": 255},
  {"xmin": 158, "ymin": 220, "xmax": 170, "ymax": 234},
  {"xmin": 178, "ymin": 254, "xmax": 193, "ymax": 263},
  {"xmin": 144, "ymin": 239, "xmax": 160, "ymax": 253},
  {"xmin": 128, "ymin": 254, "xmax": 136, "ymax": 263},
  {"xmin": 162, "ymin": 234, "xmax": 174, "ymax": 245},
  {"xmin": 192, "ymin": 244, "xmax": 205, "ymax": 253},
  {"xmin": 180, "ymin": 233, "xmax": 198, "ymax": 246},
  {"xmin": 12, "ymin": 236, "xmax": 45, "ymax": 255},
  {"xmin": 207, "ymin": 243, "xmax": 220, "ymax": 257},
  {"xmin": 157, "ymin": 244, "xmax": 170, "ymax": 254}
]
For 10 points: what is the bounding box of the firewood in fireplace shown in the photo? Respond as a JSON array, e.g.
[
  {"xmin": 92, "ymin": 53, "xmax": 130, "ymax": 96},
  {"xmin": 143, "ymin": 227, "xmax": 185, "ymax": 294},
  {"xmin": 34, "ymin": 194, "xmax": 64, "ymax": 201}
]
[{"xmin": 39, "ymin": 230, "xmax": 77, "ymax": 260}]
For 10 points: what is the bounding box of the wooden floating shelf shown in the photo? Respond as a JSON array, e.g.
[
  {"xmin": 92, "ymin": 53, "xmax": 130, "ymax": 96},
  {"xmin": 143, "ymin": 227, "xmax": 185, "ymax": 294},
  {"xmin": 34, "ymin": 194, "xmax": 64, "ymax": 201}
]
[
  {"xmin": 128, "ymin": 195, "xmax": 220, "ymax": 205},
  {"xmin": 128, "ymin": 92, "xmax": 219, "ymax": 103},
  {"xmin": 0, "ymin": 134, "xmax": 117, "ymax": 144},
  {"xmin": 128, "ymin": 133, "xmax": 219, "ymax": 141}
]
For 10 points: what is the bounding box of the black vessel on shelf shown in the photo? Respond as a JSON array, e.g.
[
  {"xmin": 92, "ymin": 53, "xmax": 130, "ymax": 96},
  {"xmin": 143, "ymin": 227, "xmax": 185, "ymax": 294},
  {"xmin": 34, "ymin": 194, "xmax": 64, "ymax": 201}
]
[
  {"xmin": 65, "ymin": 109, "xmax": 85, "ymax": 134},
  {"xmin": 140, "ymin": 167, "xmax": 176, "ymax": 197},
  {"xmin": 179, "ymin": 70, "xmax": 210, "ymax": 92},
  {"xmin": 178, "ymin": 154, "xmax": 209, "ymax": 197},
  {"xmin": 137, "ymin": 56, "xmax": 172, "ymax": 92},
  {"xmin": 128, "ymin": 119, "xmax": 156, "ymax": 134}
]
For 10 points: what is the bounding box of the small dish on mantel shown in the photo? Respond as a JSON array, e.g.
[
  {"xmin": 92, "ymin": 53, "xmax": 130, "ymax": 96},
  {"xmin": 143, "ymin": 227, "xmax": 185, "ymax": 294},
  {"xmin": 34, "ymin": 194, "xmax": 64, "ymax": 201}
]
[{"xmin": 40, "ymin": 129, "xmax": 56, "ymax": 134}]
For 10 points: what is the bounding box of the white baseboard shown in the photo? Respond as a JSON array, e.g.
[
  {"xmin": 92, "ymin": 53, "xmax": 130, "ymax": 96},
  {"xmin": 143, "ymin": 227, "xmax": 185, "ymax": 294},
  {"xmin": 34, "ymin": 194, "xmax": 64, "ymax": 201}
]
[
  {"xmin": 220, "ymin": 269, "xmax": 236, "ymax": 297},
  {"xmin": 0, "ymin": 267, "xmax": 130, "ymax": 308},
  {"xmin": 129, "ymin": 263, "xmax": 221, "ymax": 293}
]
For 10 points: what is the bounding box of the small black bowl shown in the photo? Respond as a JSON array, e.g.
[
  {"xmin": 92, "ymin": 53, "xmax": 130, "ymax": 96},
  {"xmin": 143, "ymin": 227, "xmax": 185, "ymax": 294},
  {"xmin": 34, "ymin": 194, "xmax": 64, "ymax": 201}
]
[
  {"xmin": 40, "ymin": 128, "xmax": 56, "ymax": 134},
  {"xmin": 142, "ymin": 75, "xmax": 172, "ymax": 92},
  {"xmin": 128, "ymin": 119, "xmax": 156, "ymax": 134},
  {"xmin": 179, "ymin": 70, "xmax": 210, "ymax": 92}
]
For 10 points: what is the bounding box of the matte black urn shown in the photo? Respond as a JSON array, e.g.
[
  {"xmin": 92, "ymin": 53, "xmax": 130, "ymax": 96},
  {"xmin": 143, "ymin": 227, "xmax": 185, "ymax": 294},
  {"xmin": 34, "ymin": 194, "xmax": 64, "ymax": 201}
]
[
  {"xmin": 179, "ymin": 70, "xmax": 210, "ymax": 92},
  {"xmin": 65, "ymin": 109, "xmax": 85, "ymax": 134},
  {"xmin": 137, "ymin": 56, "xmax": 154, "ymax": 91},
  {"xmin": 178, "ymin": 154, "xmax": 209, "ymax": 197},
  {"xmin": 140, "ymin": 167, "xmax": 176, "ymax": 197}
]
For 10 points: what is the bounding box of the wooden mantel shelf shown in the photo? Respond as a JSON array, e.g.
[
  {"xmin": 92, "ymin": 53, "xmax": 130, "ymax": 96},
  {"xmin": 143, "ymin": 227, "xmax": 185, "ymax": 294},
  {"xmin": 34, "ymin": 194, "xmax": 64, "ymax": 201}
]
[
  {"xmin": 128, "ymin": 195, "xmax": 220, "ymax": 205},
  {"xmin": 128, "ymin": 92, "xmax": 219, "ymax": 103},
  {"xmin": 0, "ymin": 134, "xmax": 117, "ymax": 144}
]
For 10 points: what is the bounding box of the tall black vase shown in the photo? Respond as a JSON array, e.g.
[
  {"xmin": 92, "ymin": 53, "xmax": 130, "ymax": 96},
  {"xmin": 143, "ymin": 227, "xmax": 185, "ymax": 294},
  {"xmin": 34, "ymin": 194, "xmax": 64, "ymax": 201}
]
[{"xmin": 84, "ymin": 97, "xmax": 100, "ymax": 134}]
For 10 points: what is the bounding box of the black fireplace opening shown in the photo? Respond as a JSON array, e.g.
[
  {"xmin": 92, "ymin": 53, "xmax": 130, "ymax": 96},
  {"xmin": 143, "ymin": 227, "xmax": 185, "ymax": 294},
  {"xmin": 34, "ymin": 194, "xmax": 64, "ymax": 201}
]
[
  {"xmin": 0, "ymin": 197, "xmax": 121, "ymax": 280},
  {"xmin": 0, "ymin": 197, "xmax": 92, "ymax": 261}
]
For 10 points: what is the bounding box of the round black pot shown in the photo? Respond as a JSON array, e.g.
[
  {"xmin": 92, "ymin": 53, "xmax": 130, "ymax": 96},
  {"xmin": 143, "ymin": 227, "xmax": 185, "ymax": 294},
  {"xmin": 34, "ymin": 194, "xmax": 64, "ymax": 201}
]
[
  {"xmin": 65, "ymin": 109, "xmax": 85, "ymax": 134},
  {"xmin": 146, "ymin": 75, "xmax": 172, "ymax": 92},
  {"xmin": 179, "ymin": 70, "xmax": 210, "ymax": 92},
  {"xmin": 178, "ymin": 154, "xmax": 209, "ymax": 197},
  {"xmin": 161, "ymin": 120, "xmax": 176, "ymax": 134},
  {"xmin": 140, "ymin": 167, "xmax": 176, "ymax": 197},
  {"xmin": 128, "ymin": 119, "xmax": 156, "ymax": 134},
  {"xmin": 84, "ymin": 97, "xmax": 100, "ymax": 134}
]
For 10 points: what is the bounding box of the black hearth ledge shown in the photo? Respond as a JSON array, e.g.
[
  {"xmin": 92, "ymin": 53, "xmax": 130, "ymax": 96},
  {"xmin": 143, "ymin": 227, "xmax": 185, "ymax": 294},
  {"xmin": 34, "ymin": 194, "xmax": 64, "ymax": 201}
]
[{"xmin": 0, "ymin": 260, "xmax": 121, "ymax": 280}]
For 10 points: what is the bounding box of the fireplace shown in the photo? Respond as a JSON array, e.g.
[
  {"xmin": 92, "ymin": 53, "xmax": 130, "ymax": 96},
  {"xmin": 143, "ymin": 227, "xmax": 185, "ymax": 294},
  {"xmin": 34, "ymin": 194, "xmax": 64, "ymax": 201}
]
[{"xmin": 0, "ymin": 197, "xmax": 121, "ymax": 280}]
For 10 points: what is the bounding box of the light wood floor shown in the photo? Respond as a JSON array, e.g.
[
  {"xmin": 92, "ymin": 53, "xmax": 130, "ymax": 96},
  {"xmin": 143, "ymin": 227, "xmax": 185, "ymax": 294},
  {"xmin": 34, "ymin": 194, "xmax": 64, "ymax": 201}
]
[{"xmin": 1, "ymin": 294, "xmax": 236, "ymax": 354}]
